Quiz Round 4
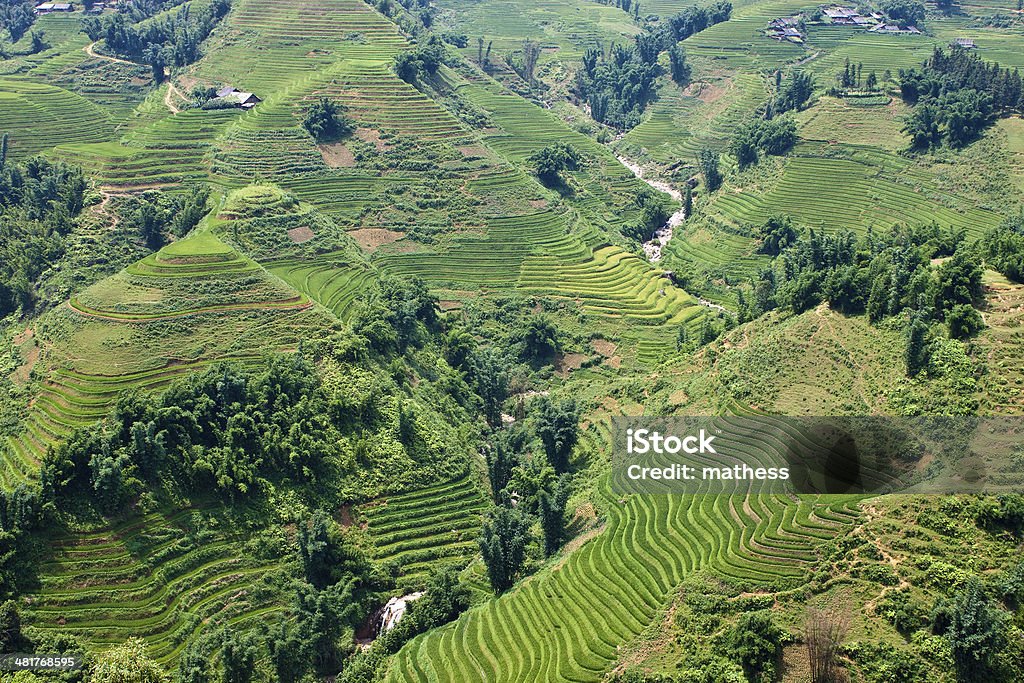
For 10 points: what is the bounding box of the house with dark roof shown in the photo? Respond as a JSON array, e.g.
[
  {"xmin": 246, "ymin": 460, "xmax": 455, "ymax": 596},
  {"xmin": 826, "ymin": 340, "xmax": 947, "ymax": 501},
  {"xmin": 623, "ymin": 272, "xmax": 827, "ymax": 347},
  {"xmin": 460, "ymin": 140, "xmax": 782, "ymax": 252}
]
[{"xmin": 214, "ymin": 87, "xmax": 262, "ymax": 109}]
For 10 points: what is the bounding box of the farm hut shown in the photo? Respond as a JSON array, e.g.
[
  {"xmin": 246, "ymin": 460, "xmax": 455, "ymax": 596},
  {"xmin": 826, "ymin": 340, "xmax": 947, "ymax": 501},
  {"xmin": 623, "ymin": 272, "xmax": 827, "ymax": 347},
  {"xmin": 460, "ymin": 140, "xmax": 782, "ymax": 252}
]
[{"xmin": 952, "ymin": 38, "xmax": 977, "ymax": 49}]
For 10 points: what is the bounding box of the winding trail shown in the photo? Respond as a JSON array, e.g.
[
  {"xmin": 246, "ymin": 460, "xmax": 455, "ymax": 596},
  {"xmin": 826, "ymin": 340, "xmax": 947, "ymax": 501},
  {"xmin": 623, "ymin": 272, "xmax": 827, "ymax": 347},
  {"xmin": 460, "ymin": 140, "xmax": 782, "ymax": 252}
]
[
  {"xmin": 616, "ymin": 155, "xmax": 687, "ymax": 263},
  {"xmin": 165, "ymin": 82, "xmax": 183, "ymax": 114},
  {"xmin": 84, "ymin": 41, "xmax": 136, "ymax": 66}
]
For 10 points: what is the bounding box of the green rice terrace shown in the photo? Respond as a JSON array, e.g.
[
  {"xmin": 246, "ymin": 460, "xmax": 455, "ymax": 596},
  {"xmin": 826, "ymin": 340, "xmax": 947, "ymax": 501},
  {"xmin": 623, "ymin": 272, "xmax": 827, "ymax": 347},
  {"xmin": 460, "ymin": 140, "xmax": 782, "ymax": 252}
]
[{"xmin": 2, "ymin": 0, "xmax": 1024, "ymax": 678}]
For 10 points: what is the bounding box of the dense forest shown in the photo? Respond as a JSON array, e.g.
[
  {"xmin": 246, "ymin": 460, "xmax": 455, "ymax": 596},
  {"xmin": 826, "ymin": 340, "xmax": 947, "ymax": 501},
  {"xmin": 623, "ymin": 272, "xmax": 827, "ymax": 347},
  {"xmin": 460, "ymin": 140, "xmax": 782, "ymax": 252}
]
[
  {"xmin": 81, "ymin": 0, "xmax": 231, "ymax": 79},
  {"xmin": 901, "ymin": 47, "xmax": 1024, "ymax": 148},
  {"xmin": 0, "ymin": 144, "xmax": 89, "ymax": 318}
]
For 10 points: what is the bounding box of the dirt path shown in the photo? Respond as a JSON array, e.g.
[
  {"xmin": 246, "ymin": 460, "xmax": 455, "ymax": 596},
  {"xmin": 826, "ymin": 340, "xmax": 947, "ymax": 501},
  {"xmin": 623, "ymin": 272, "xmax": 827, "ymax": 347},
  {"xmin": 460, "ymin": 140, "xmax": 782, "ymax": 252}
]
[
  {"xmin": 165, "ymin": 82, "xmax": 183, "ymax": 114},
  {"xmin": 84, "ymin": 41, "xmax": 136, "ymax": 66}
]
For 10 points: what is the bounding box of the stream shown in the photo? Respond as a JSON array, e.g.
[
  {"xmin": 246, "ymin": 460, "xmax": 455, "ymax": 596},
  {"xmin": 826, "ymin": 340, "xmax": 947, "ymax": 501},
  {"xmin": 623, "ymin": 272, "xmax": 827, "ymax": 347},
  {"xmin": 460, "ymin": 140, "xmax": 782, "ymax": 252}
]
[{"xmin": 616, "ymin": 155, "xmax": 686, "ymax": 263}]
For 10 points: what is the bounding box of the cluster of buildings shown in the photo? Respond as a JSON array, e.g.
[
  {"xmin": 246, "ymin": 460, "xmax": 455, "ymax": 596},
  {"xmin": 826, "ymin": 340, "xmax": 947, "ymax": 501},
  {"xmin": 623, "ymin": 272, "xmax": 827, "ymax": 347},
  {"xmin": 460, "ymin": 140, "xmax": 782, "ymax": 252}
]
[
  {"xmin": 33, "ymin": 3, "xmax": 74, "ymax": 13},
  {"xmin": 766, "ymin": 16, "xmax": 805, "ymax": 43},
  {"xmin": 827, "ymin": 5, "xmax": 922, "ymax": 33},
  {"xmin": 766, "ymin": 4, "xmax": 924, "ymax": 42},
  {"xmin": 34, "ymin": 1, "xmax": 116, "ymax": 13}
]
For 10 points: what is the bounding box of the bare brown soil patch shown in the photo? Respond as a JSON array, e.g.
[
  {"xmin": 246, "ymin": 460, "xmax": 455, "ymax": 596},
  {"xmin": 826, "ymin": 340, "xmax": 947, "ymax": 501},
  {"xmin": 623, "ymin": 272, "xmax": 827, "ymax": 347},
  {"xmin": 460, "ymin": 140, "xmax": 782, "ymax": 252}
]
[
  {"xmin": 556, "ymin": 352, "xmax": 587, "ymax": 377},
  {"xmin": 528, "ymin": 198, "xmax": 549, "ymax": 209},
  {"xmin": 319, "ymin": 142, "xmax": 356, "ymax": 168},
  {"xmin": 349, "ymin": 228, "xmax": 404, "ymax": 252},
  {"xmin": 684, "ymin": 80, "xmax": 727, "ymax": 104},
  {"xmin": 11, "ymin": 329, "xmax": 39, "ymax": 386},
  {"xmin": 458, "ymin": 145, "xmax": 489, "ymax": 158},
  {"xmin": 592, "ymin": 339, "xmax": 616, "ymax": 357},
  {"xmin": 287, "ymin": 226, "xmax": 315, "ymax": 243},
  {"xmin": 355, "ymin": 127, "xmax": 390, "ymax": 151}
]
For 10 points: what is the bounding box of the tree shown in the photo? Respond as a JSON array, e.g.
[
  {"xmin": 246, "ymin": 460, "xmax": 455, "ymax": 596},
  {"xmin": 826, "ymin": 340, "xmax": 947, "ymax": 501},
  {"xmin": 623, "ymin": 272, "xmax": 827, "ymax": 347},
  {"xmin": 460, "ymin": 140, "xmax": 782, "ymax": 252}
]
[
  {"xmin": 866, "ymin": 71, "xmax": 878, "ymax": 91},
  {"xmin": 29, "ymin": 30, "xmax": 47, "ymax": 54},
  {"xmin": 683, "ymin": 185, "xmax": 692, "ymax": 217},
  {"xmin": 0, "ymin": 601, "xmax": 26, "ymax": 653},
  {"xmin": 880, "ymin": 0, "xmax": 925, "ymax": 27},
  {"xmin": 479, "ymin": 505, "xmax": 530, "ymax": 593},
  {"xmin": 302, "ymin": 97, "xmax": 353, "ymax": 142},
  {"xmin": 521, "ymin": 39, "xmax": 541, "ymax": 84},
  {"xmin": 757, "ymin": 215, "xmax": 798, "ymax": 255},
  {"xmin": 90, "ymin": 638, "xmax": 167, "ymax": 683},
  {"xmin": 904, "ymin": 313, "xmax": 931, "ymax": 377},
  {"xmin": 527, "ymin": 142, "xmax": 580, "ymax": 186},
  {"xmin": 698, "ymin": 148, "xmax": 722, "ymax": 191},
  {"xmin": 472, "ymin": 347, "xmax": 508, "ymax": 428},
  {"xmin": 266, "ymin": 622, "xmax": 305, "ymax": 683},
  {"xmin": 933, "ymin": 249, "xmax": 983, "ymax": 316},
  {"xmin": 756, "ymin": 116, "xmax": 797, "ymax": 155},
  {"xmin": 775, "ymin": 70, "xmax": 814, "ymax": 113},
  {"xmin": 534, "ymin": 397, "xmax": 579, "ymax": 473},
  {"xmin": 486, "ymin": 438, "xmax": 517, "ymax": 499},
  {"xmin": 220, "ymin": 631, "xmax": 257, "ymax": 683},
  {"xmin": 947, "ymin": 578, "xmax": 1007, "ymax": 682},
  {"xmin": 539, "ymin": 474, "xmax": 570, "ymax": 555},
  {"xmin": 667, "ymin": 45, "xmax": 691, "ymax": 85},
  {"xmin": 727, "ymin": 611, "xmax": 788, "ymax": 683},
  {"xmin": 903, "ymin": 103, "xmax": 942, "ymax": 149},
  {"xmin": 133, "ymin": 201, "xmax": 164, "ymax": 250},
  {"xmin": 0, "ymin": 133, "xmax": 8, "ymax": 172},
  {"xmin": 416, "ymin": 36, "xmax": 445, "ymax": 75},
  {"xmin": 521, "ymin": 314, "xmax": 559, "ymax": 361},
  {"xmin": 730, "ymin": 124, "xmax": 759, "ymax": 169},
  {"xmin": 394, "ymin": 52, "xmax": 419, "ymax": 82},
  {"xmin": 144, "ymin": 43, "xmax": 166, "ymax": 84},
  {"xmin": 946, "ymin": 303, "xmax": 983, "ymax": 339}
]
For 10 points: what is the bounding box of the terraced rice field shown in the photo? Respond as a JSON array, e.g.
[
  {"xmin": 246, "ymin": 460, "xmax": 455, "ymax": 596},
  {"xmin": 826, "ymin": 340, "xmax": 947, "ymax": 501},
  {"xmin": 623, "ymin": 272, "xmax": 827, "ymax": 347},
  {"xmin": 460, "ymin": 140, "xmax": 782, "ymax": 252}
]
[
  {"xmin": 1, "ymin": 232, "xmax": 328, "ymax": 486},
  {"xmin": 22, "ymin": 509, "xmax": 293, "ymax": 664},
  {"xmin": 0, "ymin": 79, "xmax": 116, "ymax": 158},
  {"xmin": 682, "ymin": 0, "xmax": 813, "ymax": 68},
  {"xmin": 360, "ymin": 473, "xmax": 488, "ymax": 590},
  {"xmin": 796, "ymin": 96, "xmax": 909, "ymax": 149},
  {"xmin": 268, "ymin": 257, "xmax": 376, "ymax": 320},
  {"xmin": 387, "ymin": 477, "xmax": 860, "ymax": 681},
  {"xmin": 622, "ymin": 74, "xmax": 767, "ymax": 163},
  {"xmin": 709, "ymin": 151, "xmax": 1002, "ymax": 237}
]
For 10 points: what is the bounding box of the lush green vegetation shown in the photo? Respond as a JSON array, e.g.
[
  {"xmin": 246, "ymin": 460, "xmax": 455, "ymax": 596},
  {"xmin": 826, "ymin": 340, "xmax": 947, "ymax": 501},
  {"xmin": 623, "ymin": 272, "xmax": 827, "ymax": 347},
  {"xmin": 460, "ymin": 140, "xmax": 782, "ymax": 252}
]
[
  {"xmin": 0, "ymin": 153, "xmax": 88, "ymax": 317},
  {"xmin": 3, "ymin": 0, "xmax": 1024, "ymax": 677},
  {"xmin": 572, "ymin": 2, "xmax": 731, "ymax": 129},
  {"xmin": 901, "ymin": 47, "xmax": 1024, "ymax": 148}
]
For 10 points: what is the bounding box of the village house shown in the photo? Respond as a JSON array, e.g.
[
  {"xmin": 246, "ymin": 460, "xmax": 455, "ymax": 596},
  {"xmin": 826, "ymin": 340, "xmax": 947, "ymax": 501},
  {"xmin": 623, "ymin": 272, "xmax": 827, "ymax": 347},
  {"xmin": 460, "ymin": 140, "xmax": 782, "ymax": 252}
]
[
  {"xmin": 869, "ymin": 22, "xmax": 921, "ymax": 33},
  {"xmin": 213, "ymin": 87, "xmax": 262, "ymax": 109}
]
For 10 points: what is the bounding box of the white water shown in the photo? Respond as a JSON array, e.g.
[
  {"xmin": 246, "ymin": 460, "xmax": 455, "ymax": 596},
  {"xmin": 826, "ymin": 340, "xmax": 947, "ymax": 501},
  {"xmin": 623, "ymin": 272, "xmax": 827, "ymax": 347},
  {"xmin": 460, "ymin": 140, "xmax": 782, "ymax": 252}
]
[
  {"xmin": 616, "ymin": 156, "xmax": 686, "ymax": 262},
  {"xmin": 380, "ymin": 592, "xmax": 423, "ymax": 632}
]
